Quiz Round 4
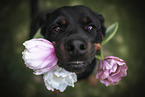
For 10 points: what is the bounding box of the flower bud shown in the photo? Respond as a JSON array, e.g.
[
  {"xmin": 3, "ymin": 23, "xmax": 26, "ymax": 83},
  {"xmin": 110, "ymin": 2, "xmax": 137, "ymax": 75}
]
[
  {"xmin": 96, "ymin": 56, "xmax": 128, "ymax": 86},
  {"xmin": 22, "ymin": 38, "xmax": 58, "ymax": 75},
  {"xmin": 43, "ymin": 66, "xmax": 77, "ymax": 92}
]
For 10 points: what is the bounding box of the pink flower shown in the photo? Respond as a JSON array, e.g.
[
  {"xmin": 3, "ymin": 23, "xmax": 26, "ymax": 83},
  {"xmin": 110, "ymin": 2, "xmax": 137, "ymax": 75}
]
[
  {"xmin": 22, "ymin": 38, "xmax": 58, "ymax": 75},
  {"xmin": 96, "ymin": 56, "xmax": 128, "ymax": 86}
]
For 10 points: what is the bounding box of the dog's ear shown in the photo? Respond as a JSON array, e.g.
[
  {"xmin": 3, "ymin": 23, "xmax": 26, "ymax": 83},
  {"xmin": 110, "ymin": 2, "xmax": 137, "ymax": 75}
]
[
  {"xmin": 39, "ymin": 14, "xmax": 46, "ymax": 37},
  {"xmin": 40, "ymin": 13, "xmax": 51, "ymax": 37},
  {"xmin": 95, "ymin": 13, "xmax": 106, "ymax": 43},
  {"xmin": 97, "ymin": 14, "xmax": 106, "ymax": 37},
  {"xmin": 39, "ymin": 14, "xmax": 47, "ymax": 27}
]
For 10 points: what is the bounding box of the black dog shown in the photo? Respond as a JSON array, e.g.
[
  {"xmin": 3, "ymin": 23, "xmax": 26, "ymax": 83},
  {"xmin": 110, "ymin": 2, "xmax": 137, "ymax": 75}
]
[{"xmin": 30, "ymin": 0, "xmax": 106, "ymax": 80}]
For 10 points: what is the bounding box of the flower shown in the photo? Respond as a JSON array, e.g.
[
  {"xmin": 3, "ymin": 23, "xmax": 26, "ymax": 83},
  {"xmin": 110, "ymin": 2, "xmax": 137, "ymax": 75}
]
[
  {"xmin": 96, "ymin": 56, "xmax": 128, "ymax": 86},
  {"xmin": 22, "ymin": 38, "xmax": 77, "ymax": 92},
  {"xmin": 43, "ymin": 66, "xmax": 77, "ymax": 92},
  {"xmin": 22, "ymin": 38, "xmax": 58, "ymax": 75}
]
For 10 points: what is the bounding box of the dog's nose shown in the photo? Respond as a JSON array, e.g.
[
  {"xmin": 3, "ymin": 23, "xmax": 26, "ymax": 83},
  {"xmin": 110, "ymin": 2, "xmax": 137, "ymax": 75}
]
[{"xmin": 66, "ymin": 39, "xmax": 87, "ymax": 56}]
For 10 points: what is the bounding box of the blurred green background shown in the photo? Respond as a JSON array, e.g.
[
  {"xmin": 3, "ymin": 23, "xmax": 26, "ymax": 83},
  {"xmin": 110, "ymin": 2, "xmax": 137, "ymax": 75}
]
[{"xmin": 1, "ymin": 0, "xmax": 145, "ymax": 97}]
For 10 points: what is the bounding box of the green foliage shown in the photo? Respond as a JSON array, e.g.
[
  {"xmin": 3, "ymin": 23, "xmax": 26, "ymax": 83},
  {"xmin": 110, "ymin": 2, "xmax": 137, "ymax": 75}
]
[
  {"xmin": 33, "ymin": 29, "xmax": 44, "ymax": 38},
  {"xmin": 101, "ymin": 22, "xmax": 119, "ymax": 45}
]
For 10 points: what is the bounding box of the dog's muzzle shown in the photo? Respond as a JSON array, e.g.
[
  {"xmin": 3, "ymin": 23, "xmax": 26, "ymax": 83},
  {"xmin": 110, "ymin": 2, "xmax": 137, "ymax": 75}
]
[{"xmin": 54, "ymin": 38, "xmax": 96, "ymax": 72}]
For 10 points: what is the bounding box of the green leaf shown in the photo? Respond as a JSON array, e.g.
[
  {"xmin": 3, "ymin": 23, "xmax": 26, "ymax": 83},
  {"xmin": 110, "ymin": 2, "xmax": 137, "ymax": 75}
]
[
  {"xmin": 101, "ymin": 22, "xmax": 119, "ymax": 45},
  {"xmin": 33, "ymin": 29, "xmax": 44, "ymax": 38}
]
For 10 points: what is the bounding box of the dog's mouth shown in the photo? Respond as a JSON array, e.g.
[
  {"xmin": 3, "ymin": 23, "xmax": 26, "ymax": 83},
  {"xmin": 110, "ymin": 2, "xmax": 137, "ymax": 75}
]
[
  {"xmin": 68, "ymin": 61, "xmax": 85, "ymax": 68},
  {"xmin": 58, "ymin": 60, "xmax": 94, "ymax": 73},
  {"xmin": 69, "ymin": 61, "xmax": 84, "ymax": 64}
]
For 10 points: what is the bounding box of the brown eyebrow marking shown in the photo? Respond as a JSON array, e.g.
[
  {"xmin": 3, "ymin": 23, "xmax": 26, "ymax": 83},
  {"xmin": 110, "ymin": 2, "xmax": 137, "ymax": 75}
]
[
  {"xmin": 61, "ymin": 18, "xmax": 66, "ymax": 24},
  {"xmin": 83, "ymin": 17, "xmax": 87, "ymax": 23}
]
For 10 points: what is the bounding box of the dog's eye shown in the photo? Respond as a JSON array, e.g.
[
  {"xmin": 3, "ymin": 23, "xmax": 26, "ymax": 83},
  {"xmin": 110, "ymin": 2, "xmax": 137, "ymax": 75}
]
[
  {"xmin": 53, "ymin": 26, "xmax": 61, "ymax": 32},
  {"xmin": 87, "ymin": 25, "xmax": 94, "ymax": 30}
]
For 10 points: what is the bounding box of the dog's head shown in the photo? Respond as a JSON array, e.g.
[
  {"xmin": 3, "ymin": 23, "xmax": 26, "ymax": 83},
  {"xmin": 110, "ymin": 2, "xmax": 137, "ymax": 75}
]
[{"xmin": 41, "ymin": 5, "xmax": 106, "ymax": 73}]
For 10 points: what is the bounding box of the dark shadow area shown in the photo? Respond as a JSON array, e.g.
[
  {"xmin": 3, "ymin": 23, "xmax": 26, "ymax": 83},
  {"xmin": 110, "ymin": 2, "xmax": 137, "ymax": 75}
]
[{"xmin": 1, "ymin": 0, "xmax": 145, "ymax": 97}]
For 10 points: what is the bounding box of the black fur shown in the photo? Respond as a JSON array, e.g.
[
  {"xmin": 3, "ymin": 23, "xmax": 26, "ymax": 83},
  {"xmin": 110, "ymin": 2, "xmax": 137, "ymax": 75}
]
[{"xmin": 30, "ymin": 0, "xmax": 106, "ymax": 80}]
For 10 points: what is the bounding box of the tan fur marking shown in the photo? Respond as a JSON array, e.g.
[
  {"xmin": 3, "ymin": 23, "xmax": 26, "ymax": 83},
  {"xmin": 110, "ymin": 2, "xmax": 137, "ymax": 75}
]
[
  {"xmin": 83, "ymin": 17, "xmax": 87, "ymax": 23},
  {"xmin": 94, "ymin": 43, "xmax": 101, "ymax": 51},
  {"xmin": 61, "ymin": 18, "xmax": 66, "ymax": 24}
]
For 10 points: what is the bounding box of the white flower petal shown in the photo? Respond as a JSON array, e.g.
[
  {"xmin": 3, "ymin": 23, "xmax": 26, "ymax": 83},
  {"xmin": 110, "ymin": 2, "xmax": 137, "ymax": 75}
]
[
  {"xmin": 59, "ymin": 83, "xmax": 67, "ymax": 92},
  {"xmin": 23, "ymin": 39, "xmax": 53, "ymax": 49},
  {"xmin": 43, "ymin": 66, "xmax": 77, "ymax": 92},
  {"xmin": 110, "ymin": 64, "xmax": 117, "ymax": 73},
  {"xmin": 117, "ymin": 61, "xmax": 126, "ymax": 66},
  {"xmin": 103, "ymin": 61, "xmax": 112, "ymax": 70}
]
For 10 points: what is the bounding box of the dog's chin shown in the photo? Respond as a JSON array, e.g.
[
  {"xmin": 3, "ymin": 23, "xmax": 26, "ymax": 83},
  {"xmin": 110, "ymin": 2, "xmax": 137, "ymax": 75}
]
[{"xmin": 58, "ymin": 60, "xmax": 94, "ymax": 73}]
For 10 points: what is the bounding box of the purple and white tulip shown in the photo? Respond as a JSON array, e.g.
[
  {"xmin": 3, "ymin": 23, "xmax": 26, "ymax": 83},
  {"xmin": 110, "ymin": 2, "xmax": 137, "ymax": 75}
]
[
  {"xmin": 96, "ymin": 56, "xmax": 128, "ymax": 86},
  {"xmin": 22, "ymin": 38, "xmax": 58, "ymax": 75}
]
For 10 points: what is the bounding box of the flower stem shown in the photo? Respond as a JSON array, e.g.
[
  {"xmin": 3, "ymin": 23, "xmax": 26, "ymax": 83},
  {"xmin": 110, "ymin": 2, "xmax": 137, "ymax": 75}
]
[
  {"xmin": 95, "ymin": 51, "xmax": 104, "ymax": 60},
  {"xmin": 95, "ymin": 55, "xmax": 101, "ymax": 60},
  {"xmin": 100, "ymin": 51, "xmax": 104, "ymax": 60}
]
